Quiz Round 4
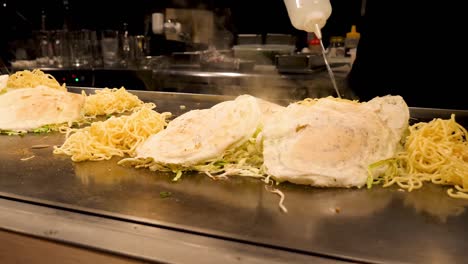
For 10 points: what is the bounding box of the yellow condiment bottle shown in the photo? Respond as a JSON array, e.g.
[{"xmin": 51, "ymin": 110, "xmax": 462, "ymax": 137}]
[{"xmin": 345, "ymin": 25, "xmax": 360, "ymax": 57}]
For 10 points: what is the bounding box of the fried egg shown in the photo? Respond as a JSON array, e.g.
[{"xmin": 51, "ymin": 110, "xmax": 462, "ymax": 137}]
[
  {"xmin": 135, "ymin": 95, "xmax": 284, "ymax": 166},
  {"xmin": 262, "ymin": 95, "xmax": 409, "ymax": 187},
  {"xmin": 0, "ymin": 86, "xmax": 85, "ymax": 131}
]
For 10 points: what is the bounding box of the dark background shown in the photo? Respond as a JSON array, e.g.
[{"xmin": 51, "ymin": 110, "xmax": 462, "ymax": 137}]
[
  {"xmin": 0, "ymin": 0, "xmax": 363, "ymax": 46},
  {"xmin": 1, "ymin": 0, "xmax": 362, "ymax": 32}
]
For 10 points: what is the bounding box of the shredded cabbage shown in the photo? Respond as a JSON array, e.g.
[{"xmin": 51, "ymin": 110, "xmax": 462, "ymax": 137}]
[
  {"xmin": 119, "ymin": 129, "xmax": 266, "ymax": 181},
  {"xmin": 117, "ymin": 115, "xmax": 290, "ymax": 213}
]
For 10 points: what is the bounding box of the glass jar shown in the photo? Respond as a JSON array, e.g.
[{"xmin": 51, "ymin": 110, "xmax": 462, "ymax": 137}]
[{"xmin": 328, "ymin": 36, "xmax": 345, "ymax": 58}]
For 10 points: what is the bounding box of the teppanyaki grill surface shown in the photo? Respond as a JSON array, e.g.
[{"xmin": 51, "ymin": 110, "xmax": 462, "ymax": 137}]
[{"xmin": 1, "ymin": 87, "xmax": 467, "ymax": 263}]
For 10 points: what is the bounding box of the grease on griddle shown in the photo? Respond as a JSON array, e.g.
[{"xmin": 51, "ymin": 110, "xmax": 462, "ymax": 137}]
[
  {"xmin": 31, "ymin": 144, "xmax": 51, "ymax": 149},
  {"xmin": 160, "ymin": 191, "xmax": 172, "ymax": 198}
]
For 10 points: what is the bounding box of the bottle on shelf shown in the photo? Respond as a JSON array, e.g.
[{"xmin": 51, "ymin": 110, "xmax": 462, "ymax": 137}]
[
  {"xmin": 307, "ymin": 33, "xmax": 322, "ymax": 55},
  {"xmin": 120, "ymin": 22, "xmax": 132, "ymax": 68},
  {"xmin": 146, "ymin": 9, "xmax": 167, "ymax": 56},
  {"xmin": 344, "ymin": 25, "xmax": 360, "ymax": 58},
  {"xmin": 152, "ymin": 12, "xmax": 165, "ymax": 35},
  {"xmin": 327, "ymin": 36, "xmax": 345, "ymax": 58}
]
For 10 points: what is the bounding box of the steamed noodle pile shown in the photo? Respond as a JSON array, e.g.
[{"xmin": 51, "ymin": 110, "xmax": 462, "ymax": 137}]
[
  {"xmin": 83, "ymin": 87, "xmax": 148, "ymax": 117},
  {"xmin": 53, "ymin": 106, "xmax": 170, "ymax": 161},
  {"xmin": 369, "ymin": 114, "xmax": 468, "ymax": 198},
  {"xmin": 60, "ymin": 87, "xmax": 151, "ymax": 132},
  {"xmin": 6, "ymin": 69, "xmax": 66, "ymax": 90}
]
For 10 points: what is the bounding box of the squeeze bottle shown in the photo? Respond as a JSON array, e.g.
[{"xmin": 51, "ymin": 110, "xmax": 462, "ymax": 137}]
[
  {"xmin": 345, "ymin": 25, "xmax": 360, "ymax": 57},
  {"xmin": 283, "ymin": 0, "xmax": 341, "ymax": 98},
  {"xmin": 283, "ymin": 0, "xmax": 332, "ymax": 38}
]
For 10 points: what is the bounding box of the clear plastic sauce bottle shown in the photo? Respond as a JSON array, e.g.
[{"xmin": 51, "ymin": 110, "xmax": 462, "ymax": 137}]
[{"xmin": 283, "ymin": 0, "xmax": 332, "ymax": 36}]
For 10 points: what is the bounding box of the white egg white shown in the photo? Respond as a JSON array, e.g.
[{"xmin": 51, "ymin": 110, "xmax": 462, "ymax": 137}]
[
  {"xmin": 262, "ymin": 96, "xmax": 409, "ymax": 188},
  {"xmin": 0, "ymin": 86, "xmax": 85, "ymax": 131},
  {"xmin": 363, "ymin": 95, "xmax": 410, "ymax": 138},
  {"xmin": 136, "ymin": 94, "xmax": 284, "ymax": 166}
]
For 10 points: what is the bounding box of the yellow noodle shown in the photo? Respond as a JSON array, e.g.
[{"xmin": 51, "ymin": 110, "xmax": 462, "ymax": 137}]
[
  {"xmin": 83, "ymin": 87, "xmax": 149, "ymax": 117},
  {"xmin": 6, "ymin": 69, "xmax": 66, "ymax": 90},
  {"xmin": 372, "ymin": 114, "xmax": 468, "ymax": 198},
  {"xmin": 297, "ymin": 96, "xmax": 359, "ymax": 106},
  {"xmin": 448, "ymin": 185, "xmax": 468, "ymax": 199},
  {"xmin": 54, "ymin": 107, "xmax": 170, "ymax": 162}
]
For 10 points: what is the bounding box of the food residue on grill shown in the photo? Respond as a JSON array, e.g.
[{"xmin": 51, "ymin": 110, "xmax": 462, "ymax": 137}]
[
  {"xmin": 20, "ymin": 155, "xmax": 35, "ymax": 161},
  {"xmin": 31, "ymin": 144, "xmax": 51, "ymax": 149},
  {"xmin": 160, "ymin": 191, "xmax": 172, "ymax": 198}
]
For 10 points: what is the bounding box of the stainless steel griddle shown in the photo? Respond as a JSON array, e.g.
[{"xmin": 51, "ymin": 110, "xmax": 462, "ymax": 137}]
[{"xmin": 1, "ymin": 87, "xmax": 468, "ymax": 264}]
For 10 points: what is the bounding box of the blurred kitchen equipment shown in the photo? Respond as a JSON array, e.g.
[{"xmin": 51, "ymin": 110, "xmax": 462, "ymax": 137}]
[
  {"xmin": 164, "ymin": 19, "xmax": 185, "ymax": 41},
  {"xmin": 164, "ymin": 8, "xmax": 214, "ymax": 46},
  {"xmin": 120, "ymin": 23, "xmax": 133, "ymax": 68},
  {"xmin": 134, "ymin": 35, "xmax": 151, "ymax": 67},
  {"xmin": 82, "ymin": 30, "xmax": 97, "ymax": 67},
  {"xmin": 69, "ymin": 30, "xmax": 95, "ymax": 68},
  {"xmin": 200, "ymin": 49, "xmax": 254, "ymax": 72},
  {"xmin": 276, "ymin": 53, "xmax": 325, "ymax": 73},
  {"xmin": 51, "ymin": 30, "xmax": 70, "ymax": 68},
  {"xmin": 328, "ymin": 36, "xmax": 345, "ymax": 58},
  {"xmin": 306, "ymin": 33, "xmax": 322, "ymax": 55},
  {"xmin": 35, "ymin": 30, "xmax": 53, "ymax": 67},
  {"xmin": 101, "ymin": 30, "xmax": 120, "ymax": 68},
  {"xmin": 265, "ymin": 34, "xmax": 295, "ymax": 45},
  {"xmin": 152, "ymin": 13, "xmax": 165, "ymax": 34},
  {"xmin": 237, "ymin": 34, "xmax": 262, "ymax": 45},
  {"xmin": 168, "ymin": 49, "xmax": 255, "ymax": 72},
  {"xmin": 139, "ymin": 55, "xmax": 170, "ymax": 71},
  {"xmin": 233, "ymin": 44, "xmax": 295, "ymax": 65},
  {"xmin": 89, "ymin": 30, "xmax": 102, "ymax": 67},
  {"xmin": 171, "ymin": 51, "xmax": 201, "ymax": 68},
  {"xmin": 10, "ymin": 60, "xmax": 37, "ymax": 70}
]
